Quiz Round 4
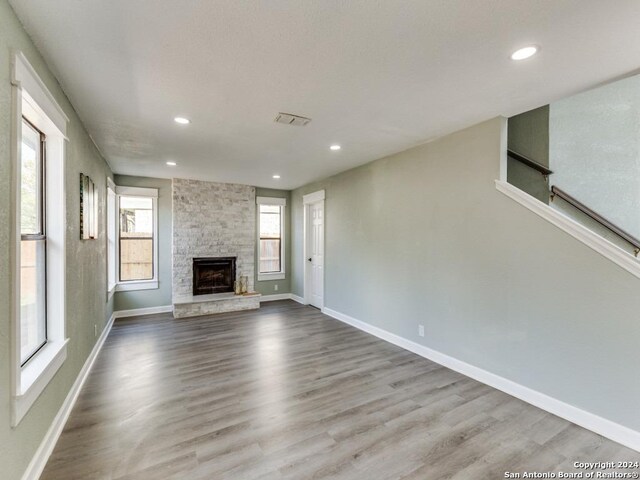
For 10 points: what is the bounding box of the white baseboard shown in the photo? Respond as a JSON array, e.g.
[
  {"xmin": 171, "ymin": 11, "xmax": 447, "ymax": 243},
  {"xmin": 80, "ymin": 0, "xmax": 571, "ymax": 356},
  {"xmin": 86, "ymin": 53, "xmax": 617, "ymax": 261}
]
[
  {"xmin": 260, "ymin": 293, "xmax": 293, "ymax": 302},
  {"xmin": 290, "ymin": 294, "xmax": 305, "ymax": 304},
  {"xmin": 259, "ymin": 293, "xmax": 309, "ymax": 304},
  {"xmin": 113, "ymin": 305, "xmax": 173, "ymax": 319},
  {"xmin": 322, "ymin": 307, "xmax": 640, "ymax": 453},
  {"xmin": 21, "ymin": 312, "xmax": 116, "ymax": 480}
]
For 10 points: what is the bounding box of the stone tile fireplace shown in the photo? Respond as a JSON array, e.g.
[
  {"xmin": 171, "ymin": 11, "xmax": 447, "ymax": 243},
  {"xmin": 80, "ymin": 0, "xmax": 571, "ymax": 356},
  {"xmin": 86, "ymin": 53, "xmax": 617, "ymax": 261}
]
[{"xmin": 172, "ymin": 179, "xmax": 260, "ymax": 318}]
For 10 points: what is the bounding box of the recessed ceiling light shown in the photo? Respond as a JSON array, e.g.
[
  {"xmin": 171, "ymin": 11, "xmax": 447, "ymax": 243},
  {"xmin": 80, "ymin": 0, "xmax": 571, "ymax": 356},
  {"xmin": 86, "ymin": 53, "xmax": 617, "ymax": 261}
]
[
  {"xmin": 273, "ymin": 175, "xmax": 281, "ymax": 179},
  {"xmin": 510, "ymin": 46, "xmax": 538, "ymax": 61},
  {"xmin": 174, "ymin": 116, "xmax": 190, "ymax": 124},
  {"xmin": 166, "ymin": 161, "xmax": 177, "ymax": 166},
  {"xmin": 330, "ymin": 145, "xmax": 341, "ymax": 151}
]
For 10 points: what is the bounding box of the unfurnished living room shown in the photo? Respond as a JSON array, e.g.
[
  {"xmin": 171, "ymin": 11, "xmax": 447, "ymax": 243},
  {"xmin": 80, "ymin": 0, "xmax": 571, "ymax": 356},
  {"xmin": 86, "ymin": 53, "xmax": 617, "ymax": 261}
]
[{"xmin": 2, "ymin": 1, "xmax": 640, "ymax": 479}]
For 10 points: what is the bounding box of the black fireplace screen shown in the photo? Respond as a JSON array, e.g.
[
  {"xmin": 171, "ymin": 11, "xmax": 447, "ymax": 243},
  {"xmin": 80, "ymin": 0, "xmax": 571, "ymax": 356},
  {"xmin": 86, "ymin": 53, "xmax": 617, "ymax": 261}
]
[{"xmin": 192, "ymin": 257, "xmax": 236, "ymax": 295}]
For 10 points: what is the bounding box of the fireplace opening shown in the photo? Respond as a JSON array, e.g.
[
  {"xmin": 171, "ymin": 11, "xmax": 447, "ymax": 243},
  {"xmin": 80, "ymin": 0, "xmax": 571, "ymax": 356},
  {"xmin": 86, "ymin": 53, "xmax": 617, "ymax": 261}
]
[{"xmin": 193, "ymin": 257, "xmax": 236, "ymax": 296}]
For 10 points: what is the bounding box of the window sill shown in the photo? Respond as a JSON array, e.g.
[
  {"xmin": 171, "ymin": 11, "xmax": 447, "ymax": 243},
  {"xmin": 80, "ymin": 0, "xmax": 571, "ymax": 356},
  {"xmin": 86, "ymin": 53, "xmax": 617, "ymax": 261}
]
[
  {"xmin": 13, "ymin": 338, "xmax": 69, "ymax": 426},
  {"xmin": 115, "ymin": 280, "xmax": 158, "ymax": 292},
  {"xmin": 495, "ymin": 180, "xmax": 640, "ymax": 280},
  {"xmin": 258, "ymin": 273, "xmax": 286, "ymax": 281}
]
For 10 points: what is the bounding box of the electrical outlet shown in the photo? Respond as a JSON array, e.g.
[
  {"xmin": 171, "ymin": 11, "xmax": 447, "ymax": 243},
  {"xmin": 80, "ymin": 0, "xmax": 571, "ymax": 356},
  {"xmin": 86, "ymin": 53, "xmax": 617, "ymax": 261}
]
[
  {"xmin": 94, "ymin": 324, "xmax": 98, "ymax": 337},
  {"xmin": 418, "ymin": 325, "xmax": 425, "ymax": 337},
  {"xmin": 274, "ymin": 284, "xmax": 278, "ymax": 291}
]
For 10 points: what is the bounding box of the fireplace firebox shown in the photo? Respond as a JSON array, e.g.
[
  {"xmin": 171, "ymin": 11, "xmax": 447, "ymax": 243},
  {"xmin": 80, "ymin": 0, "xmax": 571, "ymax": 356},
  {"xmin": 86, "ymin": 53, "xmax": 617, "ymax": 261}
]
[{"xmin": 192, "ymin": 257, "xmax": 236, "ymax": 296}]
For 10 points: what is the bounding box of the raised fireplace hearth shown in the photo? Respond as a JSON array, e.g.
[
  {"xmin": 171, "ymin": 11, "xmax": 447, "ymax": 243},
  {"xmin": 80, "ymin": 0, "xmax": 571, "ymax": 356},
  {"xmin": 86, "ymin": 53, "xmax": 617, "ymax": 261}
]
[
  {"xmin": 192, "ymin": 257, "xmax": 236, "ymax": 296},
  {"xmin": 176, "ymin": 255, "xmax": 260, "ymax": 318}
]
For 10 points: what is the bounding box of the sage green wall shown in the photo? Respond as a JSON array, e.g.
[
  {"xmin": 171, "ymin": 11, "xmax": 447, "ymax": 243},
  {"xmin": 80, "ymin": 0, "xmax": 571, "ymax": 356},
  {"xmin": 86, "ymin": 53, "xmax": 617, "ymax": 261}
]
[
  {"xmin": 113, "ymin": 175, "xmax": 172, "ymax": 311},
  {"xmin": 0, "ymin": 1, "xmax": 114, "ymax": 478},
  {"xmin": 254, "ymin": 188, "xmax": 292, "ymax": 295},
  {"xmin": 507, "ymin": 105, "xmax": 550, "ymax": 204},
  {"xmin": 291, "ymin": 117, "xmax": 640, "ymax": 432}
]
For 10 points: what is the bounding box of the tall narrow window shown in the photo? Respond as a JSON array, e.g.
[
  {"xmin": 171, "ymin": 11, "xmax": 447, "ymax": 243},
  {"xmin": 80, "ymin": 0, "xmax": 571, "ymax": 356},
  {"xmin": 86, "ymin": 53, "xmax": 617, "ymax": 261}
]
[
  {"xmin": 257, "ymin": 197, "xmax": 286, "ymax": 281},
  {"xmin": 20, "ymin": 118, "xmax": 46, "ymax": 365},
  {"xmin": 119, "ymin": 196, "xmax": 154, "ymax": 281},
  {"xmin": 107, "ymin": 180, "xmax": 116, "ymax": 293},
  {"xmin": 259, "ymin": 205, "xmax": 282, "ymax": 273},
  {"xmin": 12, "ymin": 51, "xmax": 68, "ymax": 426}
]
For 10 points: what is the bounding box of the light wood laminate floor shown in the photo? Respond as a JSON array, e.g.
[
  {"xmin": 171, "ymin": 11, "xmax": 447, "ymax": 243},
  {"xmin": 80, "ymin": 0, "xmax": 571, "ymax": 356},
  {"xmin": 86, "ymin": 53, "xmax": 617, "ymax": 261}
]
[{"xmin": 41, "ymin": 301, "xmax": 640, "ymax": 479}]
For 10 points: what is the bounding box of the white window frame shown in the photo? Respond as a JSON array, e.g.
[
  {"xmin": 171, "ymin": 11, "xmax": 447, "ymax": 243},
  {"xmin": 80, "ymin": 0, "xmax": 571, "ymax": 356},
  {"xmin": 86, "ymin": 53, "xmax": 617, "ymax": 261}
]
[
  {"xmin": 256, "ymin": 196, "xmax": 286, "ymax": 281},
  {"xmin": 10, "ymin": 52, "xmax": 68, "ymax": 426},
  {"xmin": 115, "ymin": 186, "xmax": 159, "ymax": 292},
  {"xmin": 106, "ymin": 178, "xmax": 117, "ymax": 297}
]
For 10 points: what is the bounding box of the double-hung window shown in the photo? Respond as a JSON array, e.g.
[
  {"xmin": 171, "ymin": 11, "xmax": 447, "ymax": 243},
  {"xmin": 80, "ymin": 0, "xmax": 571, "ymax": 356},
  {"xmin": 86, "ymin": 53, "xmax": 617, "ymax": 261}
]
[
  {"xmin": 257, "ymin": 196, "xmax": 286, "ymax": 281},
  {"xmin": 107, "ymin": 178, "xmax": 117, "ymax": 295},
  {"xmin": 20, "ymin": 118, "xmax": 47, "ymax": 365},
  {"xmin": 12, "ymin": 52, "xmax": 68, "ymax": 425},
  {"xmin": 115, "ymin": 186, "xmax": 158, "ymax": 291}
]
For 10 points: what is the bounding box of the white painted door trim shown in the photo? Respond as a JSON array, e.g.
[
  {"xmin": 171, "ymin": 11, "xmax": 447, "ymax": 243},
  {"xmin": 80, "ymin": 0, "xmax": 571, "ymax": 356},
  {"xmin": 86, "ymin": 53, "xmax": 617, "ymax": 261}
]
[
  {"xmin": 303, "ymin": 190, "xmax": 325, "ymax": 308},
  {"xmin": 302, "ymin": 190, "xmax": 325, "ymax": 204}
]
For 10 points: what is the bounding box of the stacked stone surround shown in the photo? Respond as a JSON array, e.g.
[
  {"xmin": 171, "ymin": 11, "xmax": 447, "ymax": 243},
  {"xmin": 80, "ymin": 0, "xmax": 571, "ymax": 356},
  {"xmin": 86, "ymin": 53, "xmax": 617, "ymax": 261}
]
[{"xmin": 172, "ymin": 178, "xmax": 256, "ymax": 314}]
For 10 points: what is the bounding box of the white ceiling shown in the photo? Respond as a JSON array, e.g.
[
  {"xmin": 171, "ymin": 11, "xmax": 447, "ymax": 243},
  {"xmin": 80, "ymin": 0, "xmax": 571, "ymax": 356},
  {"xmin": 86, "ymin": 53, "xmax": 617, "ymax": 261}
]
[{"xmin": 9, "ymin": 0, "xmax": 640, "ymax": 189}]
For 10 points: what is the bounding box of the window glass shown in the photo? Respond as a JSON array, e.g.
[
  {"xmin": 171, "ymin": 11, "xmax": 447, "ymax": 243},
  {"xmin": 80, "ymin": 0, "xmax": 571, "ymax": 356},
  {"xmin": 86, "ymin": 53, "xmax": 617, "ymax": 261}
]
[
  {"xmin": 119, "ymin": 196, "xmax": 154, "ymax": 281},
  {"xmin": 20, "ymin": 239, "xmax": 46, "ymax": 363},
  {"xmin": 259, "ymin": 204, "xmax": 282, "ymax": 273},
  {"xmin": 13, "ymin": 55, "xmax": 71, "ymax": 425},
  {"xmin": 107, "ymin": 186, "xmax": 117, "ymax": 291},
  {"xmin": 20, "ymin": 118, "xmax": 46, "ymax": 364},
  {"xmin": 21, "ymin": 120, "xmax": 42, "ymax": 235}
]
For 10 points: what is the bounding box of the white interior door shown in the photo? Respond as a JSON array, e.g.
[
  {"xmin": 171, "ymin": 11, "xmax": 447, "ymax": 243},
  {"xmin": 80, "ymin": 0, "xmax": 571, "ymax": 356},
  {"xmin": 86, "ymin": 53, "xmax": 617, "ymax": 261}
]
[{"xmin": 307, "ymin": 200, "xmax": 324, "ymax": 309}]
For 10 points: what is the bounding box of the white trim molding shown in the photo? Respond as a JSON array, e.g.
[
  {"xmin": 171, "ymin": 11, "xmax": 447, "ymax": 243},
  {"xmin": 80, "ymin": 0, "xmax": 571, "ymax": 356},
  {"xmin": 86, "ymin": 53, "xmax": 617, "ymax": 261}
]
[
  {"xmin": 322, "ymin": 306, "xmax": 640, "ymax": 453},
  {"xmin": 495, "ymin": 180, "xmax": 640, "ymax": 279},
  {"xmin": 256, "ymin": 196, "xmax": 286, "ymax": 206},
  {"xmin": 20, "ymin": 313, "xmax": 116, "ymax": 480},
  {"xmin": 115, "ymin": 186, "xmax": 159, "ymax": 291},
  {"xmin": 115, "ymin": 185, "xmax": 158, "ymax": 198},
  {"xmin": 106, "ymin": 179, "xmax": 117, "ymax": 296},
  {"xmin": 303, "ymin": 189, "xmax": 325, "ymax": 205},
  {"xmin": 113, "ymin": 305, "xmax": 173, "ymax": 319},
  {"xmin": 11, "ymin": 51, "xmax": 68, "ymax": 136},
  {"xmin": 290, "ymin": 294, "xmax": 306, "ymax": 304},
  {"xmin": 115, "ymin": 280, "xmax": 158, "ymax": 292},
  {"xmin": 11, "ymin": 50, "xmax": 68, "ymax": 427},
  {"xmin": 13, "ymin": 341, "xmax": 68, "ymax": 426},
  {"xmin": 257, "ymin": 293, "xmax": 308, "ymax": 304},
  {"xmin": 256, "ymin": 196, "xmax": 287, "ymax": 282},
  {"xmin": 260, "ymin": 293, "xmax": 293, "ymax": 302}
]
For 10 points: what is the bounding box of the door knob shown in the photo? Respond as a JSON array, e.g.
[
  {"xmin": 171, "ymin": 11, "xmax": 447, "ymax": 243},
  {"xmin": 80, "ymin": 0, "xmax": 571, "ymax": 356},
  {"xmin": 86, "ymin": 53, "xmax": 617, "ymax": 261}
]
[{"xmin": 308, "ymin": 257, "xmax": 312, "ymax": 262}]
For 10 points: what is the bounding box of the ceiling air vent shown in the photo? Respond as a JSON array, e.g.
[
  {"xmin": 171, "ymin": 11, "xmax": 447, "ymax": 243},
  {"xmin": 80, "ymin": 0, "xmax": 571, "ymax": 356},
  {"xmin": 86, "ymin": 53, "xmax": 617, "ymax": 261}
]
[{"xmin": 274, "ymin": 112, "xmax": 311, "ymax": 126}]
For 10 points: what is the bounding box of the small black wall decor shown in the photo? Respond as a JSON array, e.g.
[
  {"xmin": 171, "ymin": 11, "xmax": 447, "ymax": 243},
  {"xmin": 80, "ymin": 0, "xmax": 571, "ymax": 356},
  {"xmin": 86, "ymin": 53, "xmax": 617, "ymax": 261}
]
[{"xmin": 80, "ymin": 173, "xmax": 98, "ymax": 240}]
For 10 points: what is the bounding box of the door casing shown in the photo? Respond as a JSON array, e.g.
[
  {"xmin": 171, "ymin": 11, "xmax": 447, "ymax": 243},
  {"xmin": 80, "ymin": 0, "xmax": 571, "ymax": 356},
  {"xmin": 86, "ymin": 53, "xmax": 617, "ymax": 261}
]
[{"xmin": 303, "ymin": 190, "xmax": 325, "ymax": 309}]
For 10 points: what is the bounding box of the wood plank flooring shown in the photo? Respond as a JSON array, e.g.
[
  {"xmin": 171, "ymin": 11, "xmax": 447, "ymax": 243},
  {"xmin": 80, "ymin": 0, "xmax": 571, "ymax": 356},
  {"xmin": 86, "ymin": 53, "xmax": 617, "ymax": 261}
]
[{"xmin": 41, "ymin": 301, "xmax": 640, "ymax": 479}]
